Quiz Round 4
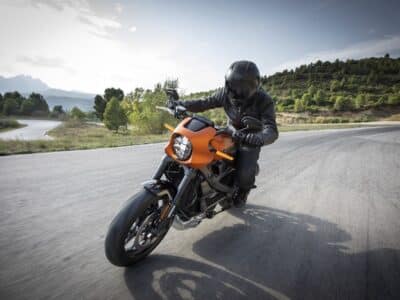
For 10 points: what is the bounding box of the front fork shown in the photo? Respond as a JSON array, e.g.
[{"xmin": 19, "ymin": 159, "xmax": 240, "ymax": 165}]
[{"xmin": 147, "ymin": 155, "xmax": 197, "ymax": 218}]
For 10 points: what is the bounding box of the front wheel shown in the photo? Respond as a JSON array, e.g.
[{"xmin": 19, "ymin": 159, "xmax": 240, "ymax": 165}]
[{"xmin": 105, "ymin": 189, "xmax": 172, "ymax": 266}]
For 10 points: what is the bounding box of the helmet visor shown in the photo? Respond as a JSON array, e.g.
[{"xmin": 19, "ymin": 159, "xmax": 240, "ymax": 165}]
[{"xmin": 227, "ymin": 79, "xmax": 257, "ymax": 100}]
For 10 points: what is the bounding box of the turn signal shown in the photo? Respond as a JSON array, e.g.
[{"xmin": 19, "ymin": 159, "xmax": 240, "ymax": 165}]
[
  {"xmin": 216, "ymin": 151, "xmax": 234, "ymax": 161},
  {"xmin": 164, "ymin": 123, "xmax": 175, "ymax": 132}
]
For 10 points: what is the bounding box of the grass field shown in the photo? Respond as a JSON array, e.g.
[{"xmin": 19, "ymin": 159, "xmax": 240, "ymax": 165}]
[
  {"xmin": 0, "ymin": 121, "xmax": 169, "ymax": 155},
  {"xmin": 0, "ymin": 120, "xmax": 384, "ymax": 155},
  {"xmin": 0, "ymin": 119, "xmax": 26, "ymax": 133}
]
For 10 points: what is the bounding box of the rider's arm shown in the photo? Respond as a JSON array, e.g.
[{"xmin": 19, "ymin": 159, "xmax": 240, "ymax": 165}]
[
  {"xmin": 260, "ymin": 95, "xmax": 279, "ymax": 146},
  {"xmin": 179, "ymin": 88, "xmax": 224, "ymax": 112}
]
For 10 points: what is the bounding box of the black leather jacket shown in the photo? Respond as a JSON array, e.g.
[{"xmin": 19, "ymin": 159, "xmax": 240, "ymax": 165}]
[{"xmin": 180, "ymin": 87, "xmax": 279, "ymax": 146}]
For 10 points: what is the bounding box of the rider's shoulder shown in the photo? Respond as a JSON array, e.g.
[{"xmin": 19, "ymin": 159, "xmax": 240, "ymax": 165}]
[
  {"xmin": 210, "ymin": 87, "xmax": 228, "ymax": 102},
  {"xmin": 254, "ymin": 88, "xmax": 274, "ymax": 104}
]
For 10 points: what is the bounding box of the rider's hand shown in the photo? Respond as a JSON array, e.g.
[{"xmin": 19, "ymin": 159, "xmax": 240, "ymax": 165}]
[
  {"xmin": 167, "ymin": 100, "xmax": 177, "ymax": 110},
  {"xmin": 232, "ymin": 130, "xmax": 246, "ymax": 143},
  {"xmin": 165, "ymin": 89, "xmax": 179, "ymax": 100},
  {"xmin": 244, "ymin": 133, "xmax": 264, "ymax": 146}
]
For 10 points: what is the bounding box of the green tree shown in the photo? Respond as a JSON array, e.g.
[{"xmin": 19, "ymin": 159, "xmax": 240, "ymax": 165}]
[
  {"xmin": 308, "ymin": 84, "xmax": 317, "ymax": 96},
  {"xmin": 53, "ymin": 105, "xmax": 65, "ymax": 115},
  {"xmin": 93, "ymin": 95, "xmax": 106, "ymax": 120},
  {"xmin": 355, "ymin": 94, "xmax": 367, "ymax": 109},
  {"xmin": 334, "ymin": 96, "xmax": 354, "ymax": 111},
  {"xmin": 2, "ymin": 98, "xmax": 19, "ymax": 115},
  {"xmin": 70, "ymin": 107, "xmax": 86, "ymax": 120},
  {"xmin": 103, "ymin": 97, "xmax": 127, "ymax": 132},
  {"xmin": 28, "ymin": 93, "xmax": 49, "ymax": 114},
  {"xmin": 301, "ymin": 93, "xmax": 313, "ymax": 106},
  {"xmin": 313, "ymin": 90, "xmax": 325, "ymax": 106},
  {"xmin": 20, "ymin": 99, "xmax": 35, "ymax": 115},
  {"xmin": 294, "ymin": 99, "xmax": 305, "ymax": 112},
  {"xmin": 104, "ymin": 88, "xmax": 124, "ymax": 102},
  {"xmin": 3, "ymin": 91, "xmax": 24, "ymax": 113},
  {"xmin": 330, "ymin": 80, "xmax": 341, "ymax": 92},
  {"xmin": 0, "ymin": 93, "xmax": 3, "ymax": 113}
]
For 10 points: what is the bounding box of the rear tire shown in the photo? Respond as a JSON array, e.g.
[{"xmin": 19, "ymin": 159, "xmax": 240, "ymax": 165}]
[{"xmin": 105, "ymin": 189, "xmax": 171, "ymax": 267}]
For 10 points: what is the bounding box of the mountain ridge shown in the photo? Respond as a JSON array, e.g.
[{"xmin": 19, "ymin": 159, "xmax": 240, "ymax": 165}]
[{"xmin": 0, "ymin": 75, "xmax": 95, "ymax": 98}]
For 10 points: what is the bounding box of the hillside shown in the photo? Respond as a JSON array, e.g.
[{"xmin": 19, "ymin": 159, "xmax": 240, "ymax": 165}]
[
  {"xmin": 262, "ymin": 55, "xmax": 400, "ymax": 113},
  {"xmin": 182, "ymin": 55, "xmax": 400, "ymax": 124}
]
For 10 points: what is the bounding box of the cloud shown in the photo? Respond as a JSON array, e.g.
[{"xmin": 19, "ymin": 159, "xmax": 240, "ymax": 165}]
[
  {"xmin": 129, "ymin": 26, "xmax": 137, "ymax": 33},
  {"xmin": 31, "ymin": 0, "xmax": 122, "ymax": 37},
  {"xmin": 272, "ymin": 35, "xmax": 400, "ymax": 73},
  {"xmin": 114, "ymin": 3, "xmax": 123, "ymax": 14},
  {"xmin": 16, "ymin": 55, "xmax": 75, "ymax": 73}
]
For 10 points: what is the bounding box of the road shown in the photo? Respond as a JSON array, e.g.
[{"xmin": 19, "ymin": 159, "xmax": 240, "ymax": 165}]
[
  {"xmin": 0, "ymin": 119, "xmax": 61, "ymax": 140},
  {"xmin": 0, "ymin": 126, "xmax": 399, "ymax": 299}
]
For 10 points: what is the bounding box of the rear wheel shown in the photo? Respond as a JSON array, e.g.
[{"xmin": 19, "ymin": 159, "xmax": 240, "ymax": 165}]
[{"xmin": 105, "ymin": 189, "xmax": 172, "ymax": 266}]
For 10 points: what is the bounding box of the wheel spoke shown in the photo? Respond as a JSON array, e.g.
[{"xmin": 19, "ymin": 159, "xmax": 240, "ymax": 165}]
[{"xmin": 123, "ymin": 203, "xmax": 165, "ymax": 255}]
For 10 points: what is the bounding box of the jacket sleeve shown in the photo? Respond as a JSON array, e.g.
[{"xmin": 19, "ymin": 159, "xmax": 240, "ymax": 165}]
[
  {"xmin": 260, "ymin": 96, "xmax": 279, "ymax": 146},
  {"xmin": 179, "ymin": 89, "xmax": 224, "ymax": 112}
]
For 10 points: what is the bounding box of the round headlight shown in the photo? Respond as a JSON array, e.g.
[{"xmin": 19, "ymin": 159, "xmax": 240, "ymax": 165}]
[{"xmin": 172, "ymin": 135, "xmax": 192, "ymax": 161}]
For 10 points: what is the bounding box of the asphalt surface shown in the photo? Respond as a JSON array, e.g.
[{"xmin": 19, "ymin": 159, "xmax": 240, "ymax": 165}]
[
  {"xmin": 0, "ymin": 125, "xmax": 399, "ymax": 300},
  {"xmin": 0, "ymin": 119, "xmax": 61, "ymax": 140}
]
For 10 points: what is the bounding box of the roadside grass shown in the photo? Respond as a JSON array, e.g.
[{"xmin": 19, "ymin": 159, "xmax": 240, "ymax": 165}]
[
  {"xmin": 0, "ymin": 119, "xmax": 26, "ymax": 133},
  {"xmin": 0, "ymin": 120, "xmax": 169, "ymax": 155},
  {"xmin": 385, "ymin": 113, "xmax": 400, "ymax": 121},
  {"xmin": 0, "ymin": 119, "xmax": 391, "ymax": 155},
  {"xmin": 278, "ymin": 123, "xmax": 376, "ymax": 132}
]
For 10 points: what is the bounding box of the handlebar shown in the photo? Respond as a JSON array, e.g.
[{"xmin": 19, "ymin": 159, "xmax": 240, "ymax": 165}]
[{"xmin": 155, "ymin": 103, "xmax": 189, "ymax": 120}]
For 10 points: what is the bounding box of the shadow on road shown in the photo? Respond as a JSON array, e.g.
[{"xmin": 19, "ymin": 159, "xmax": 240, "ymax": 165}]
[{"xmin": 124, "ymin": 205, "xmax": 400, "ymax": 299}]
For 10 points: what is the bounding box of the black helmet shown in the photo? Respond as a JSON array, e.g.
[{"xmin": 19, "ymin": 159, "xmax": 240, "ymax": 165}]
[{"xmin": 225, "ymin": 60, "xmax": 260, "ymax": 105}]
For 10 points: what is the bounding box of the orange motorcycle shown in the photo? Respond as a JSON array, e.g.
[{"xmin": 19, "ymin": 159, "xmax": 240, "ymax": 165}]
[{"xmin": 105, "ymin": 89, "xmax": 262, "ymax": 266}]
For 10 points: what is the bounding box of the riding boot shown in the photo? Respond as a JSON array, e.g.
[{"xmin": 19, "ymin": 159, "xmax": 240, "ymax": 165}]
[{"xmin": 232, "ymin": 188, "xmax": 250, "ymax": 208}]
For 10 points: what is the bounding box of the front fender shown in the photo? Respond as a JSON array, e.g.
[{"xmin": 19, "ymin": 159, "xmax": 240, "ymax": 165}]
[{"xmin": 142, "ymin": 179, "xmax": 176, "ymax": 202}]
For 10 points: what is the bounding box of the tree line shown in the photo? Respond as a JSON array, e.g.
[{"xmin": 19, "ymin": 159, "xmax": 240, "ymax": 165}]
[
  {"xmin": 93, "ymin": 80, "xmax": 178, "ymax": 132},
  {"xmin": 262, "ymin": 54, "xmax": 400, "ymax": 113},
  {"xmin": 0, "ymin": 91, "xmax": 88, "ymax": 120},
  {"xmin": 96, "ymin": 55, "xmax": 400, "ymax": 133}
]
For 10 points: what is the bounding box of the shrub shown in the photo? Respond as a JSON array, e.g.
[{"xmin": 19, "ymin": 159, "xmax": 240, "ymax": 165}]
[
  {"xmin": 70, "ymin": 107, "xmax": 86, "ymax": 120},
  {"xmin": 334, "ymin": 96, "xmax": 354, "ymax": 111},
  {"xmin": 355, "ymin": 94, "xmax": 367, "ymax": 109},
  {"xmin": 388, "ymin": 94, "xmax": 400, "ymax": 105},
  {"xmin": 294, "ymin": 99, "xmax": 305, "ymax": 112}
]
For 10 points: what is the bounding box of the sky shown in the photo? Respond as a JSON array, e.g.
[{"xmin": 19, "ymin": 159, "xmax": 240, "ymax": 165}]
[{"xmin": 0, "ymin": 0, "xmax": 400, "ymax": 94}]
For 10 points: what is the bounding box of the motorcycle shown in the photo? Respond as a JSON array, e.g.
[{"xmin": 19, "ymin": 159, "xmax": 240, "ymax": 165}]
[{"xmin": 105, "ymin": 89, "xmax": 263, "ymax": 266}]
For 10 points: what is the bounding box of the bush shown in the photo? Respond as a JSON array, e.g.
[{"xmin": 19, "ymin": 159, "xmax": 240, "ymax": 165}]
[
  {"xmin": 294, "ymin": 99, "xmax": 305, "ymax": 112},
  {"xmin": 388, "ymin": 94, "xmax": 400, "ymax": 105},
  {"xmin": 334, "ymin": 96, "xmax": 354, "ymax": 111},
  {"xmin": 355, "ymin": 94, "xmax": 367, "ymax": 109},
  {"xmin": 0, "ymin": 118, "xmax": 20, "ymax": 129},
  {"xmin": 70, "ymin": 107, "xmax": 86, "ymax": 120}
]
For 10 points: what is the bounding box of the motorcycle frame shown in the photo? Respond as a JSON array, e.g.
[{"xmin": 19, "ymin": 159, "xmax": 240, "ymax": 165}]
[{"xmin": 144, "ymin": 154, "xmax": 235, "ymax": 218}]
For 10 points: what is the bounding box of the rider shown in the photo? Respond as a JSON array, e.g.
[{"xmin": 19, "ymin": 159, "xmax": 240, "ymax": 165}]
[{"xmin": 174, "ymin": 60, "xmax": 278, "ymax": 207}]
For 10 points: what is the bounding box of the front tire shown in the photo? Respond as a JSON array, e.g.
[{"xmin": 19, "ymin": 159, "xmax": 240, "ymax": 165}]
[{"xmin": 105, "ymin": 189, "xmax": 171, "ymax": 267}]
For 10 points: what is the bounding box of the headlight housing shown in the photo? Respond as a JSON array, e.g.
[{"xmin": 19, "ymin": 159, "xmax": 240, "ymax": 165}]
[{"xmin": 172, "ymin": 135, "xmax": 192, "ymax": 161}]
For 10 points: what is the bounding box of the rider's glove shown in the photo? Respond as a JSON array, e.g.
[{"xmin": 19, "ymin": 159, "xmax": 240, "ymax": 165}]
[
  {"xmin": 244, "ymin": 133, "xmax": 264, "ymax": 147},
  {"xmin": 165, "ymin": 89, "xmax": 179, "ymax": 100},
  {"xmin": 167, "ymin": 100, "xmax": 177, "ymax": 110},
  {"xmin": 232, "ymin": 130, "xmax": 246, "ymax": 143}
]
